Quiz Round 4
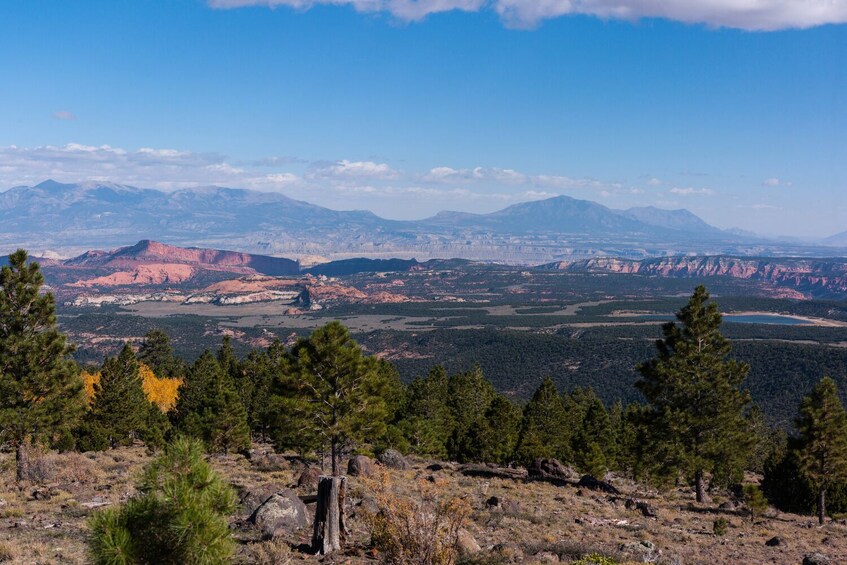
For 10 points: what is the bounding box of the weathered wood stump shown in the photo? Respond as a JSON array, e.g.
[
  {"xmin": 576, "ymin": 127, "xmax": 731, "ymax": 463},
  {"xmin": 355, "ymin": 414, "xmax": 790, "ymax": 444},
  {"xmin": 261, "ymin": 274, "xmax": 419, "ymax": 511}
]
[{"xmin": 312, "ymin": 475, "xmax": 347, "ymax": 554}]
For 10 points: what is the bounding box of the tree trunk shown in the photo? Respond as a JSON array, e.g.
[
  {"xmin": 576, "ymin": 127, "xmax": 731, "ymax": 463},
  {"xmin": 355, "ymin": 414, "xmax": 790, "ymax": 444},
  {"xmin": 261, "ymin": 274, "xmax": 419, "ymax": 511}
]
[
  {"xmin": 695, "ymin": 470, "xmax": 705, "ymax": 503},
  {"xmin": 312, "ymin": 475, "xmax": 347, "ymax": 555},
  {"xmin": 331, "ymin": 440, "xmax": 338, "ymax": 477},
  {"xmin": 818, "ymin": 487, "xmax": 826, "ymax": 525}
]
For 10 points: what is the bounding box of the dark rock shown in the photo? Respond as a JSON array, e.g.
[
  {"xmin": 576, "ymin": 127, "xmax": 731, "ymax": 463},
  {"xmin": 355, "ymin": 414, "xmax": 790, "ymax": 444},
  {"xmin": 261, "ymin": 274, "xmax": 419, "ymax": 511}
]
[
  {"xmin": 347, "ymin": 455, "xmax": 376, "ymax": 477},
  {"xmin": 377, "ymin": 449, "xmax": 410, "ymax": 470},
  {"xmin": 249, "ymin": 490, "xmax": 309, "ymax": 539},
  {"xmin": 485, "ymin": 496, "xmax": 501, "ymax": 509},
  {"xmin": 296, "ymin": 465, "xmax": 322, "ymax": 490},
  {"xmin": 528, "ymin": 458, "xmax": 577, "ymax": 483},
  {"xmin": 765, "ymin": 536, "xmax": 783, "ymax": 547},
  {"xmin": 803, "ymin": 553, "xmax": 830, "ymax": 565},
  {"xmin": 426, "ymin": 463, "xmax": 448, "ymax": 472},
  {"xmin": 625, "ymin": 498, "xmax": 658, "ymax": 518},
  {"xmin": 577, "ymin": 475, "xmax": 621, "ymax": 495}
]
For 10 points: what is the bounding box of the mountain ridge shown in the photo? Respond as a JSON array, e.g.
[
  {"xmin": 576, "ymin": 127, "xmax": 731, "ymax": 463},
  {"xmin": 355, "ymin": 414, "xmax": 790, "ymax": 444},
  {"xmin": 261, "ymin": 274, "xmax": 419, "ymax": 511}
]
[{"xmin": 0, "ymin": 179, "xmax": 837, "ymax": 262}]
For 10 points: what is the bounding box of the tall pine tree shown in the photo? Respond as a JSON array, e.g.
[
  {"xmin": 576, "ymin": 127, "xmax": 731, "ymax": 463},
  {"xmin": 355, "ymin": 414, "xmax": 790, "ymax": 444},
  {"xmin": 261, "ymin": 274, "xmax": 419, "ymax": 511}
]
[
  {"xmin": 82, "ymin": 344, "xmax": 152, "ymax": 449},
  {"xmin": 137, "ymin": 328, "xmax": 185, "ymax": 379},
  {"xmin": 637, "ymin": 285, "xmax": 753, "ymax": 502},
  {"xmin": 796, "ymin": 376, "xmax": 847, "ymax": 524},
  {"xmin": 0, "ymin": 250, "xmax": 84, "ymax": 480},
  {"xmin": 172, "ymin": 351, "xmax": 250, "ymax": 454},
  {"xmin": 272, "ymin": 322, "xmax": 393, "ymax": 475},
  {"xmin": 514, "ymin": 377, "xmax": 571, "ymax": 465}
]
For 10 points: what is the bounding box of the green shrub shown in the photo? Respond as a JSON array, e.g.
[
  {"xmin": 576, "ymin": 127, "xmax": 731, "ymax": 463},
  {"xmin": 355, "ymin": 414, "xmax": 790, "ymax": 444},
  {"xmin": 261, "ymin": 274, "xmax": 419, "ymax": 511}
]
[
  {"xmin": 713, "ymin": 517, "xmax": 729, "ymax": 536},
  {"xmin": 571, "ymin": 554, "xmax": 619, "ymax": 565},
  {"xmin": 88, "ymin": 437, "xmax": 236, "ymax": 564}
]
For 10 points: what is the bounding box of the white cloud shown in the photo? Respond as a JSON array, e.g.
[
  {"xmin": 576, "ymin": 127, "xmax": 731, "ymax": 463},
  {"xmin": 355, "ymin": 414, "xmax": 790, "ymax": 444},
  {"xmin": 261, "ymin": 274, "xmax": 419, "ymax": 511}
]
[
  {"xmin": 738, "ymin": 203, "xmax": 781, "ymax": 210},
  {"xmin": 0, "ymin": 142, "xmax": 657, "ymax": 219},
  {"xmin": 647, "ymin": 177, "xmax": 662, "ymax": 186},
  {"xmin": 670, "ymin": 187, "xmax": 715, "ymax": 196},
  {"xmin": 208, "ymin": 0, "xmax": 847, "ymax": 30},
  {"xmin": 53, "ymin": 110, "xmax": 76, "ymax": 121},
  {"xmin": 762, "ymin": 177, "xmax": 792, "ymax": 187},
  {"xmin": 308, "ymin": 159, "xmax": 400, "ymax": 180}
]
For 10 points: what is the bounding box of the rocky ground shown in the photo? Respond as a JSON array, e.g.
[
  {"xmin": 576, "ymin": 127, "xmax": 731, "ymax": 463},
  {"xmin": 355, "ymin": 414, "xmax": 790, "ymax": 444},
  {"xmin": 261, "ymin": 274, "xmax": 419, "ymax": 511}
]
[{"xmin": 0, "ymin": 445, "xmax": 844, "ymax": 564}]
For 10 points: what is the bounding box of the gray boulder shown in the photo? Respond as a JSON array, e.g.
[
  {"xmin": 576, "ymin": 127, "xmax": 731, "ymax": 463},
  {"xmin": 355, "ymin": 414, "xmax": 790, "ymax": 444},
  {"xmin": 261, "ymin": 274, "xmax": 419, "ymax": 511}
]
[
  {"xmin": 239, "ymin": 484, "xmax": 283, "ymax": 518},
  {"xmin": 378, "ymin": 449, "xmax": 410, "ymax": 470},
  {"xmin": 347, "ymin": 455, "xmax": 376, "ymax": 477},
  {"xmin": 456, "ymin": 528, "xmax": 481, "ymax": 557},
  {"xmin": 803, "ymin": 554, "xmax": 830, "ymax": 565},
  {"xmin": 619, "ymin": 540, "xmax": 660, "ymax": 563},
  {"xmin": 249, "ymin": 490, "xmax": 309, "ymax": 539}
]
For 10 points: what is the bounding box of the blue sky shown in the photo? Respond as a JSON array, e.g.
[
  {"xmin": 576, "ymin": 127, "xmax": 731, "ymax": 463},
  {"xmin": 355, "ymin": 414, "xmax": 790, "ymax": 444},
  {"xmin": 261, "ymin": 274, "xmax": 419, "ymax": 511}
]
[{"xmin": 0, "ymin": 1, "xmax": 845, "ymax": 237}]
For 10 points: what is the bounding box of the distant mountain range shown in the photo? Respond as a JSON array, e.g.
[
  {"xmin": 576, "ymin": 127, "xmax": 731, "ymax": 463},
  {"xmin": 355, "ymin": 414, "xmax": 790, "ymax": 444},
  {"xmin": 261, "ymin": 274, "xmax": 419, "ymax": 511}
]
[{"xmin": 0, "ymin": 180, "xmax": 843, "ymax": 263}]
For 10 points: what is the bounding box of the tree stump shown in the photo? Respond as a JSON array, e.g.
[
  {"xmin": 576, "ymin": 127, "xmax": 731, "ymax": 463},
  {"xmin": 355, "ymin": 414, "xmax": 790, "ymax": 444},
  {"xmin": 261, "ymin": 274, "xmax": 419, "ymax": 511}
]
[{"xmin": 312, "ymin": 475, "xmax": 347, "ymax": 554}]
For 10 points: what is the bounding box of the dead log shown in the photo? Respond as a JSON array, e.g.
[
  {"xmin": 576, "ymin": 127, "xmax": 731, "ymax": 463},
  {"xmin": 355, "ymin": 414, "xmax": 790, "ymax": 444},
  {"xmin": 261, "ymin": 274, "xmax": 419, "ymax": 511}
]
[
  {"xmin": 312, "ymin": 475, "xmax": 347, "ymax": 554},
  {"xmin": 459, "ymin": 464, "xmax": 528, "ymax": 481}
]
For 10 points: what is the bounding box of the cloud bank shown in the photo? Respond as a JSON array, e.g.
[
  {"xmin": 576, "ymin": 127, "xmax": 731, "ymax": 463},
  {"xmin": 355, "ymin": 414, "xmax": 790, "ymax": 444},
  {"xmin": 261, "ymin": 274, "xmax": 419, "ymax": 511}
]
[
  {"xmin": 0, "ymin": 143, "xmax": 634, "ymax": 218},
  {"xmin": 208, "ymin": 0, "xmax": 847, "ymax": 30}
]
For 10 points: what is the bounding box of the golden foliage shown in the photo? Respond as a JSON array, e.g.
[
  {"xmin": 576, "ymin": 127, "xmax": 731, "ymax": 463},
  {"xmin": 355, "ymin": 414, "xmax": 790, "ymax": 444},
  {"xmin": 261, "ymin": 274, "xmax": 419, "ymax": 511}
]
[
  {"xmin": 363, "ymin": 472, "xmax": 472, "ymax": 565},
  {"xmin": 138, "ymin": 363, "xmax": 181, "ymax": 412},
  {"xmin": 82, "ymin": 363, "xmax": 181, "ymax": 412},
  {"xmin": 82, "ymin": 370, "xmax": 99, "ymax": 403}
]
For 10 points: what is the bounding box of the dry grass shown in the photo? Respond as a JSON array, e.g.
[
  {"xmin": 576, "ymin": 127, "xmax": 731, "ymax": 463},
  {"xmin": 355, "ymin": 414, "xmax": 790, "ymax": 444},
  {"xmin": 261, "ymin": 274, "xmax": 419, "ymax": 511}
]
[
  {"xmin": 1, "ymin": 447, "xmax": 845, "ymax": 564},
  {"xmin": 363, "ymin": 471, "xmax": 473, "ymax": 565}
]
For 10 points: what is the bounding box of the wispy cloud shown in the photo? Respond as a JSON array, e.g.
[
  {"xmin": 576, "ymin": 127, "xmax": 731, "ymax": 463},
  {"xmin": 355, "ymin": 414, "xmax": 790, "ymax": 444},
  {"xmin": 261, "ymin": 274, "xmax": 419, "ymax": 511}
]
[
  {"xmin": 762, "ymin": 177, "xmax": 792, "ymax": 187},
  {"xmin": 0, "ymin": 142, "xmax": 652, "ymax": 218},
  {"xmin": 208, "ymin": 0, "xmax": 847, "ymax": 30},
  {"xmin": 670, "ymin": 187, "xmax": 715, "ymax": 196},
  {"xmin": 53, "ymin": 110, "xmax": 76, "ymax": 121},
  {"xmin": 737, "ymin": 203, "xmax": 781, "ymax": 210}
]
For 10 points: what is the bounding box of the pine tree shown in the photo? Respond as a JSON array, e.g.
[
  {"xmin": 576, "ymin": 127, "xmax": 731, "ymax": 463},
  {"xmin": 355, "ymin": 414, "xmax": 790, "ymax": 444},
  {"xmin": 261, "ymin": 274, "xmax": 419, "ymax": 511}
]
[
  {"xmin": 569, "ymin": 388, "xmax": 615, "ymax": 478},
  {"xmin": 0, "ymin": 250, "xmax": 85, "ymax": 480},
  {"xmin": 397, "ymin": 366, "xmax": 454, "ymax": 458},
  {"xmin": 272, "ymin": 322, "xmax": 393, "ymax": 475},
  {"xmin": 637, "ymin": 285, "xmax": 753, "ymax": 502},
  {"xmin": 446, "ymin": 366, "xmax": 496, "ymax": 460},
  {"xmin": 89, "ymin": 437, "xmax": 236, "ymax": 564},
  {"xmin": 172, "ymin": 351, "xmax": 250, "ymax": 454},
  {"xmin": 796, "ymin": 376, "xmax": 847, "ymax": 524},
  {"xmin": 137, "ymin": 328, "xmax": 184, "ymax": 379},
  {"xmin": 743, "ymin": 484, "xmax": 768, "ymax": 523},
  {"xmin": 457, "ymin": 395, "xmax": 521, "ymax": 464},
  {"xmin": 82, "ymin": 344, "xmax": 152, "ymax": 449},
  {"xmin": 514, "ymin": 377, "xmax": 571, "ymax": 465}
]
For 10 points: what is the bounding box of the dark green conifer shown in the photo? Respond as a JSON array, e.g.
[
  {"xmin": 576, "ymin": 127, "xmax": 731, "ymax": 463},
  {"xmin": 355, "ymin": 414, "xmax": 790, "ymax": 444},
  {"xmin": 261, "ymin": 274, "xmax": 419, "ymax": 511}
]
[
  {"xmin": 569, "ymin": 388, "xmax": 615, "ymax": 478},
  {"xmin": 796, "ymin": 376, "xmax": 847, "ymax": 524},
  {"xmin": 137, "ymin": 328, "xmax": 184, "ymax": 378},
  {"xmin": 272, "ymin": 322, "xmax": 393, "ymax": 474},
  {"xmin": 0, "ymin": 250, "xmax": 85, "ymax": 479},
  {"xmin": 397, "ymin": 366, "xmax": 454, "ymax": 458},
  {"xmin": 514, "ymin": 377, "xmax": 571, "ymax": 465},
  {"xmin": 447, "ymin": 366, "xmax": 496, "ymax": 459},
  {"xmin": 637, "ymin": 285, "xmax": 753, "ymax": 502},
  {"xmin": 173, "ymin": 351, "xmax": 250, "ymax": 454},
  {"xmin": 82, "ymin": 344, "xmax": 151, "ymax": 449},
  {"xmin": 88, "ymin": 437, "xmax": 236, "ymax": 564}
]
